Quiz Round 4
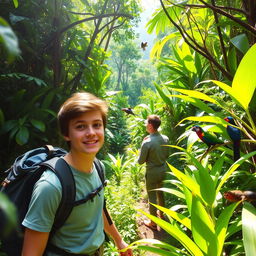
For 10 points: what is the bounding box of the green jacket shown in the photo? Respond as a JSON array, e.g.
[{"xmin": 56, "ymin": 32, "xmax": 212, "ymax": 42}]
[{"xmin": 138, "ymin": 132, "xmax": 169, "ymax": 172}]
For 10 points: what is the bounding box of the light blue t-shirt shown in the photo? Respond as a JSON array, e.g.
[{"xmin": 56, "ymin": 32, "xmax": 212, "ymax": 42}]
[{"xmin": 22, "ymin": 162, "xmax": 105, "ymax": 255}]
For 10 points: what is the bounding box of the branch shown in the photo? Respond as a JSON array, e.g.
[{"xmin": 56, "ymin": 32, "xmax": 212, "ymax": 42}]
[
  {"xmin": 173, "ymin": 0, "xmax": 255, "ymax": 35},
  {"xmin": 210, "ymin": 0, "xmax": 229, "ymax": 72},
  {"xmin": 99, "ymin": 20, "xmax": 125, "ymax": 47},
  {"xmin": 43, "ymin": 12, "xmax": 133, "ymax": 58},
  {"xmin": 160, "ymin": 0, "xmax": 233, "ymax": 80},
  {"xmin": 60, "ymin": 12, "xmax": 133, "ymax": 35},
  {"xmin": 184, "ymin": 8, "xmax": 206, "ymax": 47},
  {"xmin": 98, "ymin": 16, "xmax": 121, "ymax": 34},
  {"xmin": 184, "ymin": 3, "xmax": 247, "ymax": 16},
  {"xmin": 67, "ymin": 11, "xmax": 94, "ymax": 16},
  {"xmin": 198, "ymin": 0, "xmax": 256, "ymax": 36}
]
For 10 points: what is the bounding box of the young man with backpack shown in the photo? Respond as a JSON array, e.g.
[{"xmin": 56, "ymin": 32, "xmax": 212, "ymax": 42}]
[{"xmin": 21, "ymin": 92, "xmax": 133, "ymax": 256}]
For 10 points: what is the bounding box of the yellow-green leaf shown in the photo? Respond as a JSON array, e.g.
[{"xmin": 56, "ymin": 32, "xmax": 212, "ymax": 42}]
[
  {"xmin": 210, "ymin": 80, "xmax": 243, "ymax": 109},
  {"xmin": 13, "ymin": 0, "xmax": 18, "ymax": 8},
  {"xmin": 191, "ymin": 196, "xmax": 218, "ymax": 255},
  {"xmin": 152, "ymin": 204, "xmax": 191, "ymax": 230},
  {"xmin": 232, "ymin": 43, "xmax": 256, "ymax": 110},
  {"xmin": 167, "ymin": 163, "xmax": 201, "ymax": 197},
  {"xmin": 177, "ymin": 115, "xmax": 227, "ymax": 126},
  {"xmin": 168, "ymin": 95, "xmax": 215, "ymax": 114},
  {"xmin": 171, "ymin": 88, "xmax": 218, "ymax": 104},
  {"xmin": 150, "ymin": 33, "xmax": 178, "ymax": 59},
  {"xmin": 138, "ymin": 209, "xmax": 204, "ymax": 256},
  {"xmin": 242, "ymin": 202, "xmax": 256, "ymax": 256},
  {"xmin": 130, "ymin": 239, "xmax": 187, "ymax": 256},
  {"xmin": 216, "ymin": 202, "xmax": 240, "ymax": 256}
]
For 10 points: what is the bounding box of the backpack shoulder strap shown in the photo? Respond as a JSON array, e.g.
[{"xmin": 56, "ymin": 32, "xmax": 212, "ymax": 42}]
[
  {"xmin": 93, "ymin": 158, "xmax": 112, "ymax": 242},
  {"xmin": 93, "ymin": 158, "xmax": 106, "ymax": 186},
  {"xmin": 40, "ymin": 157, "xmax": 76, "ymax": 236},
  {"xmin": 93, "ymin": 158, "xmax": 112, "ymax": 229}
]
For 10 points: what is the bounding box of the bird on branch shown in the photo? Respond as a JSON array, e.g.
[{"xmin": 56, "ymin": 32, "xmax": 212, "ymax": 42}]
[
  {"xmin": 224, "ymin": 116, "xmax": 241, "ymax": 162},
  {"xmin": 192, "ymin": 125, "xmax": 224, "ymax": 148}
]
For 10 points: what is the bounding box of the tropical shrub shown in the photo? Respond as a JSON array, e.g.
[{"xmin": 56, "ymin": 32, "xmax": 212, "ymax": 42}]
[
  {"xmin": 103, "ymin": 152, "xmax": 142, "ymax": 256},
  {"xmin": 103, "ymin": 153, "xmax": 132, "ymax": 185},
  {"xmin": 131, "ymin": 148, "xmax": 256, "ymax": 255}
]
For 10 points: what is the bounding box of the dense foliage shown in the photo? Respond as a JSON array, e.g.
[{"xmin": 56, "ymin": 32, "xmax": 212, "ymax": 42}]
[
  {"xmin": 1, "ymin": 0, "xmax": 256, "ymax": 255},
  {"xmin": 0, "ymin": 0, "xmax": 142, "ymax": 170}
]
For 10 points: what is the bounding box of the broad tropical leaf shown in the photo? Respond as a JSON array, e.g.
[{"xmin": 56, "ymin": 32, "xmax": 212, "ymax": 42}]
[
  {"xmin": 152, "ymin": 204, "xmax": 191, "ymax": 230},
  {"xmin": 232, "ymin": 43, "xmax": 256, "ymax": 110},
  {"xmin": 177, "ymin": 115, "xmax": 227, "ymax": 127},
  {"xmin": 216, "ymin": 202, "xmax": 240, "ymax": 256},
  {"xmin": 242, "ymin": 202, "xmax": 256, "ymax": 255},
  {"xmin": 230, "ymin": 34, "xmax": 250, "ymax": 54},
  {"xmin": 191, "ymin": 196, "xmax": 218, "ymax": 255},
  {"xmin": 138, "ymin": 209, "xmax": 204, "ymax": 256}
]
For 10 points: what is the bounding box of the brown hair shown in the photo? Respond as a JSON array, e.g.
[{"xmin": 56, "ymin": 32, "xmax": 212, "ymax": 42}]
[
  {"xmin": 147, "ymin": 114, "xmax": 161, "ymax": 130},
  {"xmin": 58, "ymin": 92, "xmax": 108, "ymax": 136}
]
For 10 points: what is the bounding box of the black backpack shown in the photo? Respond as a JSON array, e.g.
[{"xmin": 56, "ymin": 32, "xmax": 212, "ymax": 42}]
[{"xmin": 0, "ymin": 145, "xmax": 106, "ymax": 256}]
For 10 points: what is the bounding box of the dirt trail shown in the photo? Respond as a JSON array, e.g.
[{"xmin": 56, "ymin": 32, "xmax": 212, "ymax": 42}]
[{"xmin": 136, "ymin": 196, "xmax": 172, "ymax": 256}]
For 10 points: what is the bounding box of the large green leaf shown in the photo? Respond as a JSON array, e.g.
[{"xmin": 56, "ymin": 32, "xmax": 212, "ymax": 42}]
[
  {"xmin": 212, "ymin": 44, "xmax": 256, "ymax": 111},
  {"xmin": 30, "ymin": 119, "xmax": 46, "ymax": 132},
  {"xmin": 230, "ymin": 34, "xmax": 249, "ymax": 54},
  {"xmin": 177, "ymin": 115, "xmax": 227, "ymax": 126},
  {"xmin": 189, "ymin": 153, "xmax": 216, "ymax": 206},
  {"xmin": 175, "ymin": 146, "xmax": 216, "ymax": 206},
  {"xmin": 152, "ymin": 204, "xmax": 191, "ymax": 230},
  {"xmin": 191, "ymin": 196, "xmax": 218, "ymax": 255},
  {"xmin": 171, "ymin": 88, "xmax": 218, "ymax": 105},
  {"xmin": 138, "ymin": 209, "xmax": 204, "ymax": 256},
  {"xmin": 167, "ymin": 163, "xmax": 201, "ymax": 197},
  {"xmin": 155, "ymin": 187, "xmax": 185, "ymax": 199},
  {"xmin": 211, "ymin": 153, "xmax": 226, "ymax": 187},
  {"xmin": 155, "ymin": 83, "xmax": 174, "ymax": 109},
  {"xmin": 147, "ymin": 4, "xmax": 183, "ymax": 35},
  {"xmin": 208, "ymin": 80, "xmax": 242, "ymax": 109},
  {"xmin": 168, "ymin": 95, "xmax": 215, "ymax": 114},
  {"xmin": 176, "ymin": 43, "xmax": 196, "ymax": 73},
  {"xmin": 216, "ymin": 202, "xmax": 240, "ymax": 256},
  {"xmin": 135, "ymin": 245, "xmax": 180, "ymax": 256},
  {"xmin": 242, "ymin": 202, "xmax": 256, "ymax": 255},
  {"xmin": 1, "ymin": 73, "xmax": 47, "ymax": 87},
  {"xmin": 232, "ymin": 43, "xmax": 256, "ymax": 110},
  {"xmin": 16, "ymin": 126, "xmax": 29, "ymax": 145},
  {"xmin": 183, "ymin": 185, "xmax": 193, "ymax": 215},
  {"xmin": 130, "ymin": 239, "xmax": 186, "ymax": 256},
  {"xmin": 150, "ymin": 33, "xmax": 179, "ymax": 58}
]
